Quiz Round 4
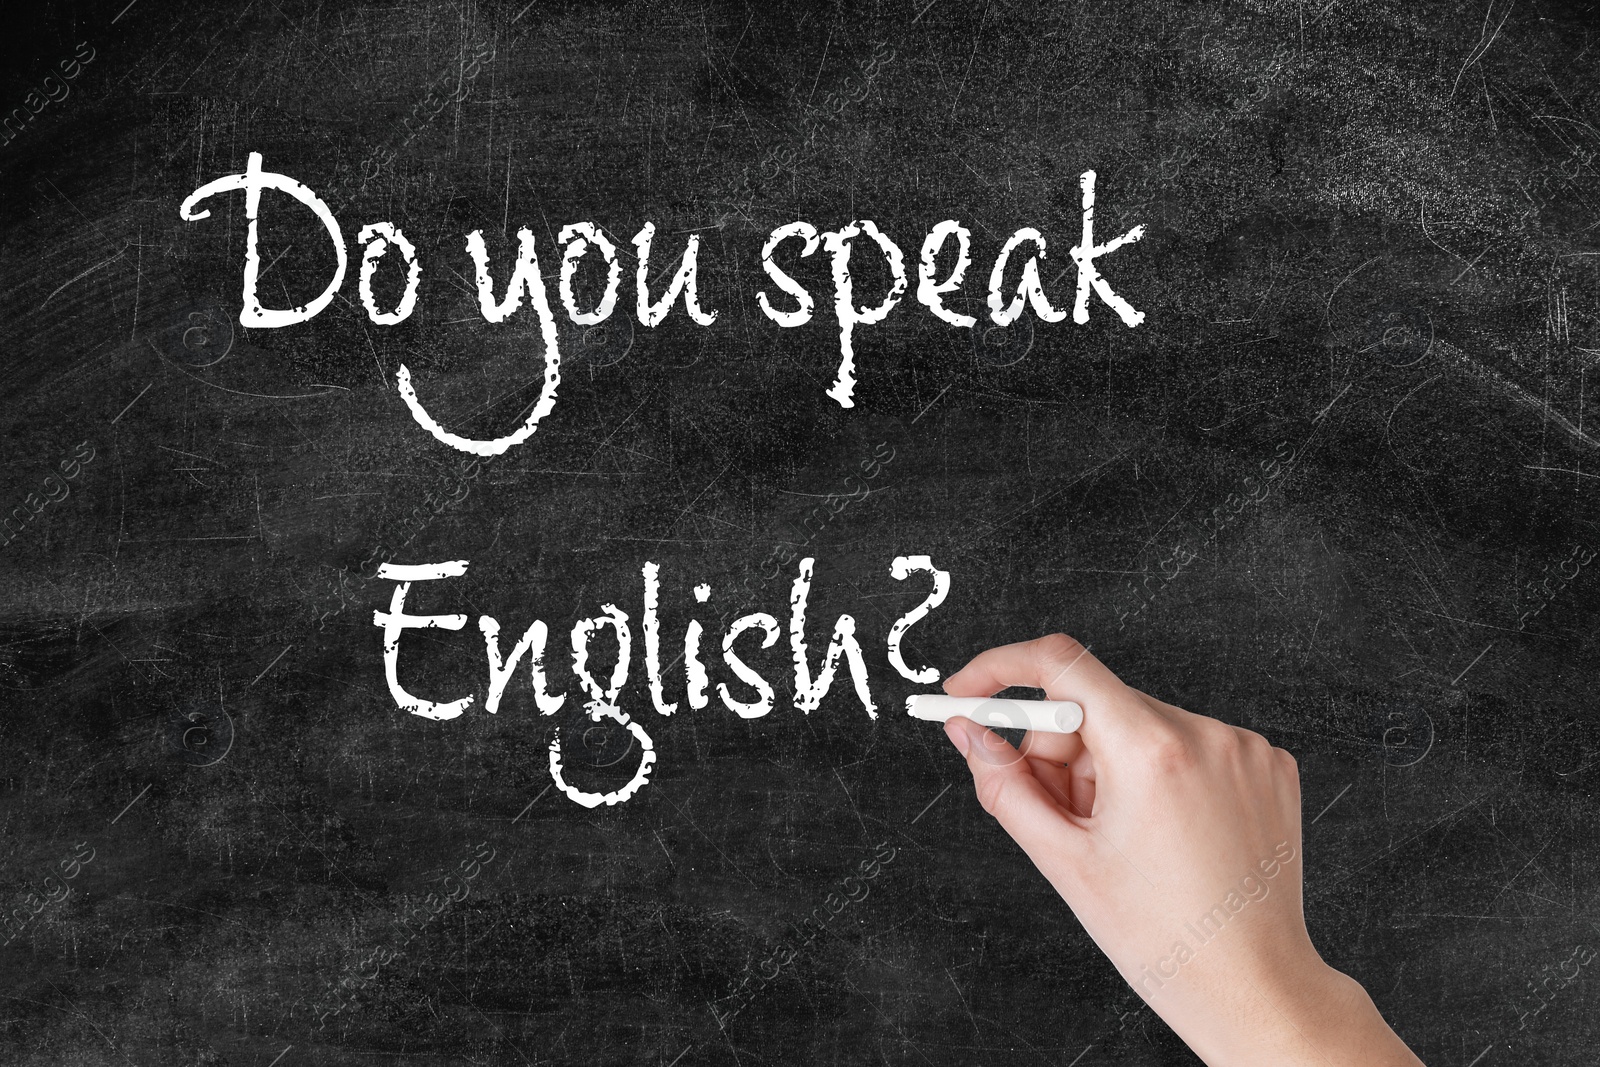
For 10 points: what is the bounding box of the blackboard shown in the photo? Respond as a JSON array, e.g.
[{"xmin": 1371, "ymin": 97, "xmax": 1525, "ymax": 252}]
[{"xmin": 3, "ymin": 1, "xmax": 1597, "ymax": 1063}]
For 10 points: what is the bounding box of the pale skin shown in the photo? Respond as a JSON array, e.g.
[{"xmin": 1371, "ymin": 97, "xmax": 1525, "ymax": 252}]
[{"xmin": 941, "ymin": 634, "xmax": 1426, "ymax": 1067}]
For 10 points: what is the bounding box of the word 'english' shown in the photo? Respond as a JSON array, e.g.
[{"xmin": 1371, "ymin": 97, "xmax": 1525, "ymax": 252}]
[
  {"xmin": 179, "ymin": 153, "xmax": 1146, "ymax": 453},
  {"xmin": 371, "ymin": 554, "xmax": 950, "ymax": 808}
]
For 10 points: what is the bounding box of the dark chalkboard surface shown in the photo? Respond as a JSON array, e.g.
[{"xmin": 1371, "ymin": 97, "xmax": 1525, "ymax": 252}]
[{"xmin": 3, "ymin": 1, "xmax": 1598, "ymax": 1063}]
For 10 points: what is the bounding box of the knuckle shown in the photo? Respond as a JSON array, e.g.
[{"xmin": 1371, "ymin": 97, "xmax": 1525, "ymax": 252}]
[
  {"xmin": 1194, "ymin": 718, "xmax": 1239, "ymax": 752},
  {"xmin": 1145, "ymin": 730, "xmax": 1197, "ymax": 774},
  {"xmin": 1033, "ymin": 633, "xmax": 1087, "ymax": 685},
  {"xmin": 1033, "ymin": 632, "xmax": 1084, "ymax": 662},
  {"xmin": 1238, "ymin": 727, "xmax": 1272, "ymax": 755}
]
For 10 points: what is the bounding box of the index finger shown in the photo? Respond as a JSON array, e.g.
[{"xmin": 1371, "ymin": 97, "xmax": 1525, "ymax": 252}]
[{"xmin": 941, "ymin": 633, "xmax": 1159, "ymax": 750}]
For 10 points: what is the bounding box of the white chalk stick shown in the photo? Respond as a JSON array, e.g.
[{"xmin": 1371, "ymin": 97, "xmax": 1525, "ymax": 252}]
[{"xmin": 906, "ymin": 694, "xmax": 1083, "ymax": 734}]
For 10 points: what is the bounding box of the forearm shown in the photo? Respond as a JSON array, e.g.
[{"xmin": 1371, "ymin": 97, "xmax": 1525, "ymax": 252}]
[{"xmin": 1173, "ymin": 963, "xmax": 1425, "ymax": 1067}]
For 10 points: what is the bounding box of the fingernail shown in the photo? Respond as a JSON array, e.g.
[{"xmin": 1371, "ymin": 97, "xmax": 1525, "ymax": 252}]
[{"xmin": 944, "ymin": 718, "xmax": 970, "ymax": 756}]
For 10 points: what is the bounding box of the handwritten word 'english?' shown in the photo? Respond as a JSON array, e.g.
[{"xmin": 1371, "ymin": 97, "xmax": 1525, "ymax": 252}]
[
  {"xmin": 372, "ymin": 554, "xmax": 949, "ymax": 808},
  {"xmin": 179, "ymin": 154, "xmax": 1146, "ymax": 453}
]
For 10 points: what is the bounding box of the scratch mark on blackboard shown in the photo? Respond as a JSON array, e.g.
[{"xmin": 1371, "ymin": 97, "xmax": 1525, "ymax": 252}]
[
  {"xmin": 1486, "ymin": 838, "xmax": 1554, "ymax": 911},
  {"xmin": 664, "ymin": 797, "xmax": 758, "ymax": 885},
  {"xmin": 1384, "ymin": 374, "xmax": 1441, "ymax": 471},
  {"xmin": 40, "ymin": 244, "xmax": 127, "ymax": 308},
  {"xmin": 512, "ymin": 784, "xmax": 552, "ymax": 824},
  {"xmin": 1452, "ymin": 642, "xmax": 1495, "ymax": 686},
  {"xmin": 806, "ymin": 30, "xmax": 832, "ymax": 107},
  {"xmin": 1449, "ymin": 245, "xmax": 1492, "ymax": 285},
  {"xmin": 1333, "ymin": 793, "xmax": 1491, "ymax": 887},
  {"xmin": 912, "ymin": 385, "xmax": 951, "ymax": 425},
  {"xmin": 832, "ymin": 767, "xmax": 870, "ymax": 838},
  {"xmin": 1311, "ymin": 783, "xmax": 1352, "ymax": 826},
  {"xmin": 910, "ymin": 783, "xmax": 951, "ymax": 825},
  {"xmin": 149, "ymin": 342, "xmax": 350, "ymax": 400},
  {"xmin": 1323, "ymin": 256, "xmax": 1382, "ymax": 334},
  {"xmin": 112, "ymin": 383, "xmax": 152, "ymax": 424},
  {"xmin": 158, "ymin": 444, "xmax": 223, "ymax": 467},
  {"xmin": 110, "ymin": 784, "xmax": 151, "ymax": 825},
  {"xmin": 1453, "ymin": 0, "xmax": 1514, "ymax": 96},
  {"xmin": 1524, "ymin": 465, "xmax": 1600, "ymax": 480},
  {"xmin": 945, "ymin": 969, "xmax": 982, "ymax": 1039},
  {"xmin": 1313, "ymin": 383, "xmax": 1351, "ymax": 423},
  {"xmin": 43, "ymin": 981, "xmax": 130, "ymax": 1062},
  {"xmin": 1444, "ymin": 344, "xmax": 1600, "ymax": 452},
  {"xmin": 249, "ymin": 644, "xmax": 293, "ymax": 687},
  {"xmin": 841, "ymin": 976, "xmax": 940, "ymax": 1066},
  {"xmin": 948, "ymin": 0, "xmax": 990, "ymax": 119},
  {"xmin": 962, "ymin": 447, "xmax": 1131, "ymax": 547},
  {"xmin": 256, "ymin": 242, "xmax": 296, "ymax": 282}
]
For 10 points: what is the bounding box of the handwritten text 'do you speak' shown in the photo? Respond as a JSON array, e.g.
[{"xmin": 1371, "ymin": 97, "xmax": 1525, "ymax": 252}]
[{"xmin": 179, "ymin": 154, "xmax": 1145, "ymax": 452}]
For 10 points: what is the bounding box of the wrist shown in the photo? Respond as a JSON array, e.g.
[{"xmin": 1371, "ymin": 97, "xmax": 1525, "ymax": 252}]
[{"xmin": 1179, "ymin": 960, "xmax": 1421, "ymax": 1067}]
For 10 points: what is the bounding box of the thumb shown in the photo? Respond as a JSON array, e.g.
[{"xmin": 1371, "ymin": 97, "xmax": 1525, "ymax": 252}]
[{"xmin": 944, "ymin": 716, "xmax": 1090, "ymax": 885}]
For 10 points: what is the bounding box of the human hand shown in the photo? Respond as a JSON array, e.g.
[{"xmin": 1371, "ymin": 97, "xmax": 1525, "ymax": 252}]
[{"xmin": 941, "ymin": 634, "xmax": 1424, "ymax": 1066}]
